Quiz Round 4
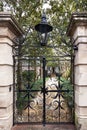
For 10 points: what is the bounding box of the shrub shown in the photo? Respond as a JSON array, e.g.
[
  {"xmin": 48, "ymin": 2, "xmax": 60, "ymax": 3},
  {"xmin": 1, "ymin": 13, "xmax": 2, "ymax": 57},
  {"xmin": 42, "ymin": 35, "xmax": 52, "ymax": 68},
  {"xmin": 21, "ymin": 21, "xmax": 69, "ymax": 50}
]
[
  {"xmin": 60, "ymin": 78, "xmax": 74, "ymax": 108},
  {"xmin": 22, "ymin": 70, "xmax": 36, "ymax": 83}
]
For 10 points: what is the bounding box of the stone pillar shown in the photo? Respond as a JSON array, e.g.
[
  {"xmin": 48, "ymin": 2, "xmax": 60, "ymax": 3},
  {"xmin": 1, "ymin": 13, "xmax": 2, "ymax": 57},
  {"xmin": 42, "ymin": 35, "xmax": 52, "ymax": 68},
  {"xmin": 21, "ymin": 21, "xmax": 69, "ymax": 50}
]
[
  {"xmin": 0, "ymin": 12, "xmax": 23, "ymax": 130},
  {"xmin": 67, "ymin": 13, "xmax": 87, "ymax": 130}
]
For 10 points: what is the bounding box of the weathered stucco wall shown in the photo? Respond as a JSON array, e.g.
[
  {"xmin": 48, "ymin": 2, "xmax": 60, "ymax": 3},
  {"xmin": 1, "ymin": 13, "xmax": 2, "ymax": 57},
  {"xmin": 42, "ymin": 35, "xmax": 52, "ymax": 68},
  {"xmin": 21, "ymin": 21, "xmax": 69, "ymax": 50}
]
[
  {"xmin": 67, "ymin": 12, "xmax": 87, "ymax": 130},
  {"xmin": 0, "ymin": 12, "xmax": 23, "ymax": 130}
]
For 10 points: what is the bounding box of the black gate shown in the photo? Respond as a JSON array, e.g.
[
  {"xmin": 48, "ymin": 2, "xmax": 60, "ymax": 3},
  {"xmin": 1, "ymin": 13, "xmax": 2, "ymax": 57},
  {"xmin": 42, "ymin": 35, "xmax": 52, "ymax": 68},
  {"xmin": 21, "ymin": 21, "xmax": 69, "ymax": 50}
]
[{"xmin": 13, "ymin": 45, "xmax": 74, "ymax": 125}]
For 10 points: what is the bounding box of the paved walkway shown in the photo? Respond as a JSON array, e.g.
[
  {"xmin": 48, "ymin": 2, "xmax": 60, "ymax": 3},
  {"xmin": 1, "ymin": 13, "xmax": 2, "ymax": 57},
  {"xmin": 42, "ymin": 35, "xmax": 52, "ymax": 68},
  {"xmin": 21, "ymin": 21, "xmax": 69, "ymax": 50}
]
[{"xmin": 12, "ymin": 124, "xmax": 76, "ymax": 130}]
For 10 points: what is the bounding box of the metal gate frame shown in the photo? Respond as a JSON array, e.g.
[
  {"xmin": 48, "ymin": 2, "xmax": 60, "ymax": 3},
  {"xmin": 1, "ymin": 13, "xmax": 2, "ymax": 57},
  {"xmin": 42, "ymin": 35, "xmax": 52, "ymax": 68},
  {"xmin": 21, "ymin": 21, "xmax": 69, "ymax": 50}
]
[{"xmin": 13, "ymin": 45, "xmax": 74, "ymax": 125}]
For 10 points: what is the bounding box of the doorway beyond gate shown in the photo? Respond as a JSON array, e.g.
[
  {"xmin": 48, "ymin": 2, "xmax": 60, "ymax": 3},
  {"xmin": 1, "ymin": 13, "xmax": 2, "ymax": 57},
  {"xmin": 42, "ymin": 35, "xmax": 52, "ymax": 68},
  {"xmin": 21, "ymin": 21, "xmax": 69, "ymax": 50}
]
[{"xmin": 13, "ymin": 54, "xmax": 74, "ymax": 125}]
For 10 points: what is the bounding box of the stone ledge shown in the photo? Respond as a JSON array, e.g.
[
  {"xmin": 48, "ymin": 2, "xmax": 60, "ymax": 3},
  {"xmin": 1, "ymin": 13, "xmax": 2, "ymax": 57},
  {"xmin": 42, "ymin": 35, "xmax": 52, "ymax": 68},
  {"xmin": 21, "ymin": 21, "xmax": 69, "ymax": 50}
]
[
  {"xmin": 0, "ymin": 86, "xmax": 11, "ymax": 93},
  {"xmin": 75, "ymin": 104, "xmax": 87, "ymax": 116},
  {"xmin": 0, "ymin": 66, "xmax": 13, "ymax": 85},
  {"xmin": 78, "ymin": 117, "xmax": 87, "ymax": 130},
  {"xmin": 67, "ymin": 12, "xmax": 87, "ymax": 36},
  {"xmin": 75, "ymin": 86, "xmax": 87, "ymax": 106},
  {"xmin": 73, "ymin": 36, "xmax": 87, "ymax": 45},
  {"xmin": 0, "ymin": 92, "xmax": 13, "ymax": 107},
  {"xmin": 0, "ymin": 113, "xmax": 13, "ymax": 130},
  {"xmin": 74, "ymin": 65, "xmax": 87, "ymax": 85},
  {"xmin": 0, "ymin": 12, "xmax": 24, "ymax": 37},
  {"xmin": 0, "ymin": 106, "xmax": 13, "ymax": 118}
]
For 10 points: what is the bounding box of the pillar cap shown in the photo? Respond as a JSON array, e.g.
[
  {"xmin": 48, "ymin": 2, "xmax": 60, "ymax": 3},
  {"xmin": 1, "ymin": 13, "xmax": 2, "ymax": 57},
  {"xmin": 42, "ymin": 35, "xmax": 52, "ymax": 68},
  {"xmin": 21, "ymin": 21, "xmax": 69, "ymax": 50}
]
[
  {"xmin": 67, "ymin": 12, "xmax": 87, "ymax": 36},
  {"xmin": 0, "ymin": 12, "xmax": 24, "ymax": 36}
]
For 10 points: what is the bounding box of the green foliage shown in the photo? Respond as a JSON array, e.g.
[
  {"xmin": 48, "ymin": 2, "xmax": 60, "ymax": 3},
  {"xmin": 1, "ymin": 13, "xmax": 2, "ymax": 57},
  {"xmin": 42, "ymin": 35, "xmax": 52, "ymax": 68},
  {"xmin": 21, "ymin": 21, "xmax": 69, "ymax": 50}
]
[
  {"xmin": 22, "ymin": 70, "xmax": 36, "ymax": 84},
  {"xmin": 16, "ymin": 92, "xmax": 25, "ymax": 114},
  {"xmin": 33, "ymin": 78, "xmax": 43, "ymax": 90},
  {"xmin": 61, "ymin": 78, "xmax": 73, "ymax": 108},
  {"xmin": 2, "ymin": 0, "xmax": 87, "ymax": 58},
  {"xmin": 22, "ymin": 70, "xmax": 43, "ymax": 90},
  {"xmin": 0, "ymin": 1, "xmax": 3, "ymax": 11},
  {"xmin": 16, "ymin": 78, "xmax": 43, "ymax": 113}
]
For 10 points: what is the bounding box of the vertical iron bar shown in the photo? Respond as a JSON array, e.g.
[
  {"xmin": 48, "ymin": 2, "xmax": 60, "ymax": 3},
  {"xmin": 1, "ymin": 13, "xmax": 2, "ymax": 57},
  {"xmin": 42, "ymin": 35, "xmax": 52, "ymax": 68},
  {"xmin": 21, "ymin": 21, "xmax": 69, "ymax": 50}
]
[
  {"xmin": 28, "ymin": 91, "xmax": 30, "ymax": 122},
  {"xmin": 28, "ymin": 58, "xmax": 30, "ymax": 122},
  {"xmin": 42, "ymin": 57, "xmax": 46, "ymax": 125},
  {"xmin": 72, "ymin": 55, "xmax": 75, "ymax": 123},
  {"xmin": 71, "ymin": 43, "xmax": 75, "ymax": 123},
  {"xmin": 13, "ymin": 55, "xmax": 16, "ymax": 125},
  {"xmin": 58, "ymin": 62, "xmax": 61, "ymax": 123}
]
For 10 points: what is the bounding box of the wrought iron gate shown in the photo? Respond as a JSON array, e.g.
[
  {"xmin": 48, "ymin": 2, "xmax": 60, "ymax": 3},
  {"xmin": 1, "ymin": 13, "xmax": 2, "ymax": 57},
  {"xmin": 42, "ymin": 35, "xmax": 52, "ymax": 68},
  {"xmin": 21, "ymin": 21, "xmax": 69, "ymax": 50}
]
[{"xmin": 13, "ymin": 49, "xmax": 74, "ymax": 125}]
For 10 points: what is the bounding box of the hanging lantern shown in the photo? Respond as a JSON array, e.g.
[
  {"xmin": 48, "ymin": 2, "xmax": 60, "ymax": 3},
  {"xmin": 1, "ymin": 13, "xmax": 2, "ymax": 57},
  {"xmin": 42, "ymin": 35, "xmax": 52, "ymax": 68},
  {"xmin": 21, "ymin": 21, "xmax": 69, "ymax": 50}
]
[{"xmin": 35, "ymin": 13, "xmax": 53, "ymax": 46}]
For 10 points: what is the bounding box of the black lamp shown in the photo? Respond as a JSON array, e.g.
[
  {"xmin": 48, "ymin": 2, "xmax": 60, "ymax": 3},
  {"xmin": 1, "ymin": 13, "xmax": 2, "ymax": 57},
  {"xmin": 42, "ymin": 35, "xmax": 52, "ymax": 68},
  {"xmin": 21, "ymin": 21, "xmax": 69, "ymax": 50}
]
[{"xmin": 35, "ymin": 13, "xmax": 53, "ymax": 46}]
